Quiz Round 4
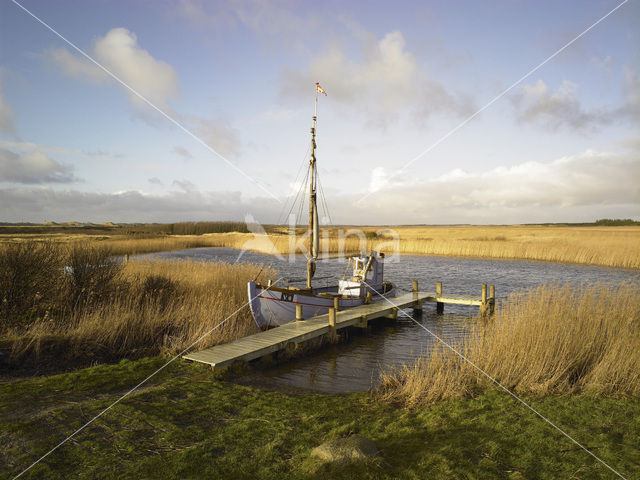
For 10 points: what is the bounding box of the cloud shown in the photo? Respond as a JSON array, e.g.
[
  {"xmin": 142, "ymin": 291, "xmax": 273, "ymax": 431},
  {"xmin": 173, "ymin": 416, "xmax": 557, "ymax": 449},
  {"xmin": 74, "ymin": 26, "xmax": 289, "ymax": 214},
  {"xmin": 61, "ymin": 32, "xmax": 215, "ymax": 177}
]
[
  {"xmin": 0, "ymin": 148, "xmax": 78, "ymax": 184},
  {"xmin": 0, "ymin": 140, "xmax": 121, "ymax": 160},
  {"xmin": 189, "ymin": 116, "xmax": 241, "ymax": 158},
  {"xmin": 171, "ymin": 179, "xmax": 196, "ymax": 192},
  {"xmin": 619, "ymin": 67, "xmax": 640, "ymax": 119},
  {"xmin": 172, "ymin": 145, "xmax": 193, "ymax": 160},
  {"xmin": 509, "ymin": 79, "xmax": 612, "ymax": 131},
  {"xmin": 0, "ymin": 187, "xmax": 280, "ymax": 223},
  {"xmin": 47, "ymin": 28, "xmax": 179, "ymax": 111},
  {"xmin": 354, "ymin": 149, "xmax": 640, "ymax": 224},
  {"xmin": 2, "ymin": 149, "xmax": 637, "ymax": 224},
  {"xmin": 0, "ymin": 86, "xmax": 15, "ymax": 134},
  {"xmin": 148, "ymin": 177, "xmax": 163, "ymax": 186},
  {"xmin": 280, "ymin": 30, "xmax": 473, "ymax": 126},
  {"xmin": 178, "ymin": 0, "xmax": 317, "ymax": 37}
]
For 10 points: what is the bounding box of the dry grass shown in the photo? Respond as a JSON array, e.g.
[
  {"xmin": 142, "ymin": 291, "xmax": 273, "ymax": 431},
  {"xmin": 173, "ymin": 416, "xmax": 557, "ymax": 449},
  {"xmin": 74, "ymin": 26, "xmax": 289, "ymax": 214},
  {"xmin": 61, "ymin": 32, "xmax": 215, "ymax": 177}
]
[
  {"xmin": 1, "ymin": 225, "xmax": 638, "ymax": 268},
  {"xmin": 4, "ymin": 259, "xmax": 275, "ymax": 369},
  {"xmin": 379, "ymin": 282, "xmax": 640, "ymax": 406}
]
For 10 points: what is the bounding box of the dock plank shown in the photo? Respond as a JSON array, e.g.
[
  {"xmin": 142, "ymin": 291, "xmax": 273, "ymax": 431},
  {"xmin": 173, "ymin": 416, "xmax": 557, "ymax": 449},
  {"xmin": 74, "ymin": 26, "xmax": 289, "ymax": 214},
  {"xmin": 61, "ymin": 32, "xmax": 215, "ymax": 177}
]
[{"xmin": 182, "ymin": 291, "xmax": 491, "ymax": 368}]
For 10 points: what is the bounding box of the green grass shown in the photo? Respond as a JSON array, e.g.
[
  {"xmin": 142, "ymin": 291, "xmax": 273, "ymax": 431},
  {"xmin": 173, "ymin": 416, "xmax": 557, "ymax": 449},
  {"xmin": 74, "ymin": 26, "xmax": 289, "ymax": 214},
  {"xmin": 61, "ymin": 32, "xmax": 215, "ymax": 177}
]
[{"xmin": 2, "ymin": 357, "xmax": 638, "ymax": 479}]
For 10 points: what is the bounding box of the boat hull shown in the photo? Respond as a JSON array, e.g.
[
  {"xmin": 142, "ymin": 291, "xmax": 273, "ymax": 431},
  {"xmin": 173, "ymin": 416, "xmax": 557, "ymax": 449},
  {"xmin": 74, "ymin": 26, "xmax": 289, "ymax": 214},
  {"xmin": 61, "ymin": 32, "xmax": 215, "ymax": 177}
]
[{"xmin": 247, "ymin": 281, "xmax": 396, "ymax": 329}]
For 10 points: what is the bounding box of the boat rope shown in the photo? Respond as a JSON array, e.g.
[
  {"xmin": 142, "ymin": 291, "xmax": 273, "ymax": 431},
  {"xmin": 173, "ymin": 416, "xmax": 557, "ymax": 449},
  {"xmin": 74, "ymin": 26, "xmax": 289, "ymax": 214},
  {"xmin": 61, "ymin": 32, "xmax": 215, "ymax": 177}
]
[
  {"xmin": 295, "ymin": 169, "xmax": 308, "ymax": 227},
  {"xmin": 276, "ymin": 143, "xmax": 310, "ymax": 225},
  {"xmin": 316, "ymin": 167, "xmax": 333, "ymax": 225}
]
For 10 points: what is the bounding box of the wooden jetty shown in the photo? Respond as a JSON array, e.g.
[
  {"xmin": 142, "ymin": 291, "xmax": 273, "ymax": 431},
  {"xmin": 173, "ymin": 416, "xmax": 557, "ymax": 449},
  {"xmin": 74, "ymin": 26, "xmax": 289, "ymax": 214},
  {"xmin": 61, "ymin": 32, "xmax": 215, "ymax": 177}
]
[{"xmin": 183, "ymin": 282, "xmax": 495, "ymax": 369}]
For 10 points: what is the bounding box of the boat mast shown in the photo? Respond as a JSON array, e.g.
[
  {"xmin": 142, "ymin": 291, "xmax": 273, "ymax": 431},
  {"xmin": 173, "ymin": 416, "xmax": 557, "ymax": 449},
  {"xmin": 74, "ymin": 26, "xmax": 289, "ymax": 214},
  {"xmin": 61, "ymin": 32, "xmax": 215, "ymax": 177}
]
[{"xmin": 307, "ymin": 84, "xmax": 321, "ymax": 288}]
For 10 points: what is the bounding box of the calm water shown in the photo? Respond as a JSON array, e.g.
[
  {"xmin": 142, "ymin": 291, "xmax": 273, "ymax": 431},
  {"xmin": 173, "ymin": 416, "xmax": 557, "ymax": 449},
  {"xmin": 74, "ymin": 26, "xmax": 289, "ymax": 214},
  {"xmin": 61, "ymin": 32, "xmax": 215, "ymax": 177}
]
[{"xmin": 139, "ymin": 248, "xmax": 640, "ymax": 393}]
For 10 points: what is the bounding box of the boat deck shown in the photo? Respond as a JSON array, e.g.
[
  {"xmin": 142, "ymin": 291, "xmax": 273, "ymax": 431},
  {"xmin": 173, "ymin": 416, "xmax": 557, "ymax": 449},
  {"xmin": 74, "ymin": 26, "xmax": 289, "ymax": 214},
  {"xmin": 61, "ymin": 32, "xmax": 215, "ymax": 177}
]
[{"xmin": 183, "ymin": 290, "xmax": 493, "ymax": 368}]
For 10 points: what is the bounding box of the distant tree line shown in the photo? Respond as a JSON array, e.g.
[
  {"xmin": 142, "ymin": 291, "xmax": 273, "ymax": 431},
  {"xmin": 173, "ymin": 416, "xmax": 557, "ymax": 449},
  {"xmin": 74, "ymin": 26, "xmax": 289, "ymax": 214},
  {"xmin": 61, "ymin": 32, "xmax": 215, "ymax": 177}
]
[{"xmin": 593, "ymin": 219, "xmax": 640, "ymax": 226}]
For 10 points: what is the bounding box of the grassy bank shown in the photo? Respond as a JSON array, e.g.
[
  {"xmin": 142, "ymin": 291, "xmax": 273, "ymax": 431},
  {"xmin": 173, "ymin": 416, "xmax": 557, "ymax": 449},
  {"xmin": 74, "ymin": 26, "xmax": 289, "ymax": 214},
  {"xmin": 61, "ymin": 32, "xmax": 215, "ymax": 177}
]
[
  {"xmin": 380, "ymin": 282, "xmax": 640, "ymax": 406},
  {"xmin": 2, "ymin": 224, "xmax": 638, "ymax": 269},
  {"xmin": 0, "ymin": 242, "xmax": 274, "ymax": 373},
  {"xmin": 2, "ymin": 358, "xmax": 639, "ymax": 479}
]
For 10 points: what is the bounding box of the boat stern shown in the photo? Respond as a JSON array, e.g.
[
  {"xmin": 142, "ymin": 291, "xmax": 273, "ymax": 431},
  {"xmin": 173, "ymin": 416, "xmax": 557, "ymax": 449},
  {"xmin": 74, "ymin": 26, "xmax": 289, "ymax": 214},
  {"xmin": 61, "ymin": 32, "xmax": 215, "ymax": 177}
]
[{"xmin": 247, "ymin": 281, "xmax": 267, "ymax": 329}]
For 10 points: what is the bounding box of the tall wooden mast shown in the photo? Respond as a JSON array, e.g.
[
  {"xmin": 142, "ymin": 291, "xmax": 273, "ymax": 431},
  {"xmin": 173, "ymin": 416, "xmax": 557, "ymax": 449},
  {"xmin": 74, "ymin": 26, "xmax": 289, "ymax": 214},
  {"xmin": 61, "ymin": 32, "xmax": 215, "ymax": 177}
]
[{"xmin": 306, "ymin": 85, "xmax": 321, "ymax": 288}]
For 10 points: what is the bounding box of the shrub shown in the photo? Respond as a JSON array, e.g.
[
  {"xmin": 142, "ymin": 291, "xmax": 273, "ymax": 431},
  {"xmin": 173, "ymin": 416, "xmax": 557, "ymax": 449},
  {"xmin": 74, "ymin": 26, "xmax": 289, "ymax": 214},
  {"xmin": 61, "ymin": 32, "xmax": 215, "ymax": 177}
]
[
  {"xmin": 0, "ymin": 242, "xmax": 62, "ymax": 329},
  {"xmin": 137, "ymin": 274, "xmax": 178, "ymax": 310},
  {"xmin": 65, "ymin": 244, "xmax": 124, "ymax": 312}
]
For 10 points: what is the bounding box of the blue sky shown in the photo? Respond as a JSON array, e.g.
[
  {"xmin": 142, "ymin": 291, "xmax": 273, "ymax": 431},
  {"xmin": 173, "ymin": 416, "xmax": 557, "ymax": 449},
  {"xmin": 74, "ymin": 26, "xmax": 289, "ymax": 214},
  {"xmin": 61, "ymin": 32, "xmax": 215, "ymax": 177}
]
[{"xmin": 0, "ymin": 0, "xmax": 638, "ymax": 224}]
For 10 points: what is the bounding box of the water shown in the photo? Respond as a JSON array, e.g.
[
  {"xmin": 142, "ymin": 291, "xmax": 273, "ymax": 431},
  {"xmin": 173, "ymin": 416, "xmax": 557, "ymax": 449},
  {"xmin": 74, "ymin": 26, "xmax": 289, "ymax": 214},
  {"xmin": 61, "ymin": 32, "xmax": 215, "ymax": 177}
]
[{"xmin": 139, "ymin": 248, "xmax": 640, "ymax": 393}]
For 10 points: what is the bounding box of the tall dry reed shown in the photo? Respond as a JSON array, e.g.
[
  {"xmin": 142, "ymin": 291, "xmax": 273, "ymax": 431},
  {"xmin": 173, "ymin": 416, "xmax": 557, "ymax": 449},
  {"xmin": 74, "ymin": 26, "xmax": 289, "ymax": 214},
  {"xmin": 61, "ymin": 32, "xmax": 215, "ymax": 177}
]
[
  {"xmin": 5, "ymin": 259, "xmax": 275, "ymax": 368},
  {"xmin": 379, "ymin": 282, "xmax": 640, "ymax": 406},
  {"xmin": 3, "ymin": 225, "xmax": 638, "ymax": 268}
]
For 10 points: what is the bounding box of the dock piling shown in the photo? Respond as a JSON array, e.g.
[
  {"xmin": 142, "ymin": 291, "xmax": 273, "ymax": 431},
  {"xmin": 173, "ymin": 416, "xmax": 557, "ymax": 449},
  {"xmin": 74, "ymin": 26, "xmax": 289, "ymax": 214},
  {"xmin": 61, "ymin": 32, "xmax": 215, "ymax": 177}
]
[
  {"xmin": 296, "ymin": 304, "xmax": 304, "ymax": 321},
  {"xmin": 412, "ymin": 281, "xmax": 422, "ymax": 311},
  {"xmin": 489, "ymin": 285, "xmax": 495, "ymax": 315},
  {"xmin": 436, "ymin": 281, "xmax": 444, "ymax": 314},
  {"xmin": 480, "ymin": 284, "xmax": 488, "ymax": 317}
]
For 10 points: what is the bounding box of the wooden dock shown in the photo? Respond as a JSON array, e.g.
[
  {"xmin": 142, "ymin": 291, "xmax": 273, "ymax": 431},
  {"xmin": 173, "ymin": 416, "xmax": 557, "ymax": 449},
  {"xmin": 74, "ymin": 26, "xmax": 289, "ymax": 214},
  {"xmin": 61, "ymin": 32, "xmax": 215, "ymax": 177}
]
[{"xmin": 183, "ymin": 283, "xmax": 495, "ymax": 369}]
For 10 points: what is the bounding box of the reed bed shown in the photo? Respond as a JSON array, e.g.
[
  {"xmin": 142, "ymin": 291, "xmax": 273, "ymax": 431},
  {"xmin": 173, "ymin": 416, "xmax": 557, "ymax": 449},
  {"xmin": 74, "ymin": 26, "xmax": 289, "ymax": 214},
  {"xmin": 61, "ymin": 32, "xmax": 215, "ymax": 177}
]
[
  {"xmin": 3, "ymin": 256, "xmax": 275, "ymax": 370},
  {"xmin": 379, "ymin": 282, "xmax": 640, "ymax": 406},
  {"xmin": 2, "ymin": 225, "xmax": 638, "ymax": 268}
]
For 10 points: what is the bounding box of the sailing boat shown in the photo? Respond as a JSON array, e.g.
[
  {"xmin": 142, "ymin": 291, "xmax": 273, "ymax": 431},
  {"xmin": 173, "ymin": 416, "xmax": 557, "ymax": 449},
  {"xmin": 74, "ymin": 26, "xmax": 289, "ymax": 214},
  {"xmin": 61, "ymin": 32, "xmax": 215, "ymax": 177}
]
[{"xmin": 247, "ymin": 83, "xmax": 396, "ymax": 329}]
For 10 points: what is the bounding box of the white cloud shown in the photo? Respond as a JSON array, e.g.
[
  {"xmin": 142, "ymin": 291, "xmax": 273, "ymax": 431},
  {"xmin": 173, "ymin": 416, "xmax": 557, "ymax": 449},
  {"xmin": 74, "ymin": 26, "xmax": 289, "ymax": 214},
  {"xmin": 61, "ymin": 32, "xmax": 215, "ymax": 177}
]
[
  {"xmin": 281, "ymin": 30, "xmax": 473, "ymax": 126},
  {"xmin": 0, "ymin": 148, "xmax": 78, "ymax": 184},
  {"xmin": 48, "ymin": 28, "xmax": 179, "ymax": 111},
  {"xmin": 353, "ymin": 149, "xmax": 640, "ymax": 223},
  {"xmin": 2, "ymin": 149, "xmax": 637, "ymax": 224}
]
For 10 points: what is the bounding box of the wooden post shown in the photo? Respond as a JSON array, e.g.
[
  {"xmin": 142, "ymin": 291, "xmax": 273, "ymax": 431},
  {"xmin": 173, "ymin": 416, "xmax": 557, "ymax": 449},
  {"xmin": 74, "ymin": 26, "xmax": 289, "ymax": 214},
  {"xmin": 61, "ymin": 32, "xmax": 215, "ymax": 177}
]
[
  {"xmin": 436, "ymin": 281, "xmax": 444, "ymax": 314},
  {"xmin": 412, "ymin": 280, "xmax": 422, "ymax": 311},
  {"xmin": 355, "ymin": 314, "xmax": 368, "ymax": 329},
  {"xmin": 480, "ymin": 283, "xmax": 488, "ymax": 317},
  {"xmin": 328, "ymin": 306, "xmax": 337, "ymax": 337},
  {"xmin": 296, "ymin": 303, "xmax": 303, "ymax": 321},
  {"xmin": 489, "ymin": 285, "xmax": 495, "ymax": 315},
  {"xmin": 365, "ymin": 291, "xmax": 372, "ymax": 304},
  {"xmin": 334, "ymin": 296, "xmax": 340, "ymax": 312}
]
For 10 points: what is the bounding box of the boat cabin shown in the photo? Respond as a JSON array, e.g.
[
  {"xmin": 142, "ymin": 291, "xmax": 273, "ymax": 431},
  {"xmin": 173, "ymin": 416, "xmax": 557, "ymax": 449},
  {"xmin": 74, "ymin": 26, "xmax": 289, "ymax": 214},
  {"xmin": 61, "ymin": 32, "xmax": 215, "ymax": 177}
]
[{"xmin": 338, "ymin": 251, "xmax": 385, "ymax": 297}]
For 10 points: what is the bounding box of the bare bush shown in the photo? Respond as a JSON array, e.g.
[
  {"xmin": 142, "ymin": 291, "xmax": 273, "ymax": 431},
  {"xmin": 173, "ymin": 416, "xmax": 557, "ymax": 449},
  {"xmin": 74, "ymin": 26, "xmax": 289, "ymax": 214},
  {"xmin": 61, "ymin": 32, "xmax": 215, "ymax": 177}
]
[{"xmin": 0, "ymin": 242, "xmax": 62, "ymax": 330}]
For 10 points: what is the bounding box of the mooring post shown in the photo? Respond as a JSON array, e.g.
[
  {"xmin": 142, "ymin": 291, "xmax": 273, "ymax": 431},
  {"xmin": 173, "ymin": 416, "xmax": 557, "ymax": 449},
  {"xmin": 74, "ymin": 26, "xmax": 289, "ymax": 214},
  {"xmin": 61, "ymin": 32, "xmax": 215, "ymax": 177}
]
[
  {"xmin": 296, "ymin": 303, "xmax": 303, "ymax": 321},
  {"xmin": 412, "ymin": 280, "xmax": 422, "ymax": 311},
  {"xmin": 480, "ymin": 284, "xmax": 488, "ymax": 317},
  {"xmin": 436, "ymin": 281, "xmax": 444, "ymax": 314},
  {"xmin": 365, "ymin": 291, "xmax": 372, "ymax": 304},
  {"xmin": 489, "ymin": 285, "xmax": 495, "ymax": 315},
  {"xmin": 334, "ymin": 296, "xmax": 339, "ymax": 312},
  {"xmin": 329, "ymin": 306, "xmax": 336, "ymax": 334}
]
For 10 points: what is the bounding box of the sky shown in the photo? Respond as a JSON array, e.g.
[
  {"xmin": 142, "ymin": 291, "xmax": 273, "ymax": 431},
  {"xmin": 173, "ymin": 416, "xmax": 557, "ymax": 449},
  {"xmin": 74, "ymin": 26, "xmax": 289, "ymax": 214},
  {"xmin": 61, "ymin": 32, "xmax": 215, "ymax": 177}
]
[{"xmin": 0, "ymin": 0, "xmax": 638, "ymax": 225}]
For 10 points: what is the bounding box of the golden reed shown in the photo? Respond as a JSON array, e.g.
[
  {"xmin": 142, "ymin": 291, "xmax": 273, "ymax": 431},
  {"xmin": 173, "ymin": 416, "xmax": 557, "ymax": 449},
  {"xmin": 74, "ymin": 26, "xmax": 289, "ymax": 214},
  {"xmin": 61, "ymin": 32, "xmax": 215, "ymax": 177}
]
[
  {"xmin": 379, "ymin": 282, "xmax": 640, "ymax": 406},
  {"xmin": 6, "ymin": 259, "xmax": 275, "ymax": 364},
  {"xmin": 2, "ymin": 225, "xmax": 638, "ymax": 268}
]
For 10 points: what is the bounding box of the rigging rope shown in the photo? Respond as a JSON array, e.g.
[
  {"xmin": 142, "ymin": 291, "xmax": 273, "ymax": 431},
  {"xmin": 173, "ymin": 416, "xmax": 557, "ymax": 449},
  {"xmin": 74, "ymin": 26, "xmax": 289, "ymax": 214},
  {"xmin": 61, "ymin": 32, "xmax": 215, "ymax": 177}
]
[
  {"xmin": 316, "ymin": 168, "xmax": 333, "ymax": 225},
  {"xmin": 276, "ymin": 143, "xmax": 310, "ymax": 225}
]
